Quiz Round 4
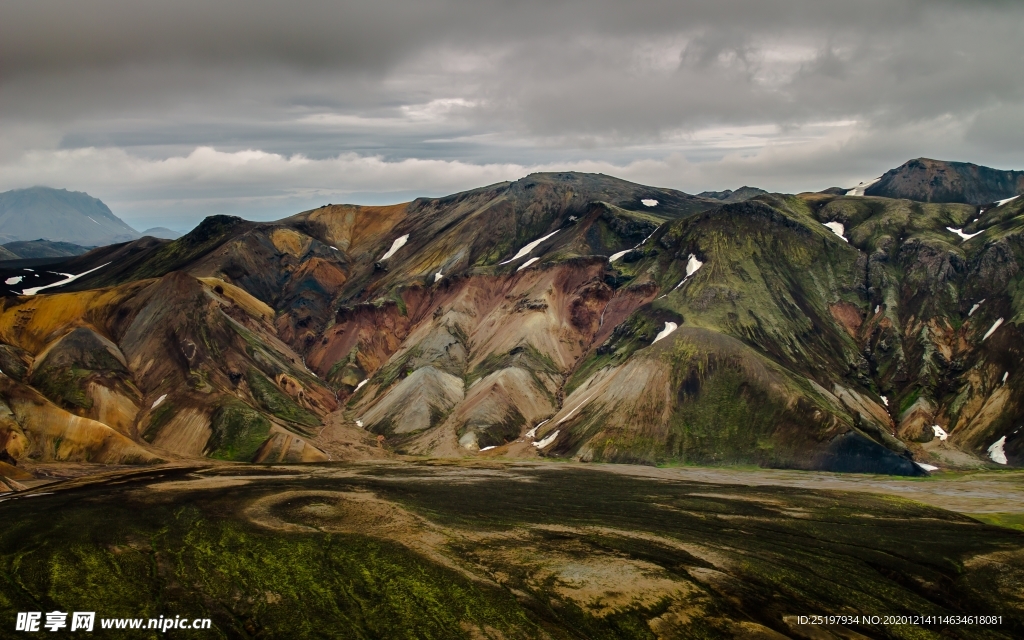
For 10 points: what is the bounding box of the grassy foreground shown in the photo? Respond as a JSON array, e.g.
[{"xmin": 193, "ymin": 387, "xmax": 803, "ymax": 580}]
[{"xmin": 1, "ymin": 462, "xmax": 1023, "ymax": 639}]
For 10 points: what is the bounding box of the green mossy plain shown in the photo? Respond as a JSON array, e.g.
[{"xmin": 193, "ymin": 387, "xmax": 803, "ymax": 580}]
[{"xmin": 1, "ymin": 463, "xmax": 1022, "ymax": 639}]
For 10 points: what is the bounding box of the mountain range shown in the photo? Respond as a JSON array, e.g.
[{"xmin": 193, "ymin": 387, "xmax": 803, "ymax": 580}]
[
  {"xmin": 0, "ymin": 159, "xmax": 1021, "ymax": 479},
  {"xmin": 0, "ymin": 186, "xmax": 183, "ymax": 247}
]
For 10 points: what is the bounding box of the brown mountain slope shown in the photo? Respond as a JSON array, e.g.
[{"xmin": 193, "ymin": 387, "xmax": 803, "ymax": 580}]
[
  {"xmin": 0, "ymin": 170, "xmax": 1021, "ymax": 474},
  {"xmin": 0, "ymin": 272, "xmax": 347, "ymax": 465}
]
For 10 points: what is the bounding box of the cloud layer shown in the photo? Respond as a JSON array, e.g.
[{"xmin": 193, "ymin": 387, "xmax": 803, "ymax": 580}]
[{"xmin": 2, "ymin": 0, "xmax": 1023, "ymax": 230}]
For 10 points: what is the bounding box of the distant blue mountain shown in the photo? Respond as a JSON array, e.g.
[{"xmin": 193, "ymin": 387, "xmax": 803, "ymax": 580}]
[{"xmin": 0, "ymin": 186, "xmax": 140, "ymax": 245}]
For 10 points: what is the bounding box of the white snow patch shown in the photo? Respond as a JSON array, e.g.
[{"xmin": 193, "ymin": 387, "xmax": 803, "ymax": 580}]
[
  {"xmin": 968, "ymin": 300, "xmax": 985, "ymax": 316},
  {"xmin": 330, "ymin": 245, "xmax": 339, "ymax": 251},
  {"xmin": 5, "ymin": 276, "xmax": 22, "ymax": 285},
  {"xmin": 558, "ymin": 394, "xmax": 595, "ymax": 424},
  {"xmin": 875, "ymin": 305, "xmax": 880, "ymax": 314},
  {"xmin": 982, "ymin": 317, "xmax": 1004, "ymax": 341},
  {"xmin": 379, "ymin": 234, "xmax": 409, "ymax": 261},
  {"xmin": 685, "ymin": 253, "xmax": 704, "ymax": 277},
  {"xmin": 500, "ymin": 230, "xmax": 559, "ymax": 264},
  {"xmin": 641, "ymin": 199, "xmax": 659, "ymax": 207},
  {"xmin": 608, "ymin": 227, "xmax": 661, "ymax": 263},
  {"xmin": 996, "ymin": 195, "xmax": 1020, "ymax": 207},
  {"xmin": 946, "ymin": 227, "xmax": 982, "ymax": 241},
  {"xmin": 846, "ymin": 176, "xmax": 881, "ymax": 196},
  {"xmin": 434, "ymin": 270, "xmax": 443, "ymax": 283},
  {"xmin": 988, "ymin": 436, "xmax": 1008, "ymax": 465},
  {"xmin": 87, "ymin": 216, "xmax": 100, "ymax": 225},
  {"xmin": 525, "ymin": 420, "xmax": 548, "ymax": 439},
  {"xmin": 932, "ymin": 425, "xmax": 949, "ymax": 441},
  {"xmin": 881, "ymin": 396, "xmax": 889, "ymax": 407},
  {"xmin": 915, "ymin": 462, "xmax": 939, "ymax": 472},
  {"xmin": 479, "ymin": 446, "xmax": 497, "ymax": 452},
  {"xmin": 671, "ymin": 254, "xmax": 705, "ymax": 291},
  {"xmin": 823, "ymin": 221, "xmax": 847, "ymax": 241},
  {"xmin": 151, "ymin": 394, "xmax": 167, "ymax": 410},
  {"xmin": 1002, "ymin": 372, "xmax": 1009, "ymax": 385},
  {"xmin": 354, "ymin": 379, "xmax": 368, "ymax": 393},
  {"xmin": 533, "ymin": 430, "xmax": 560, "ymax": 449},
  {"xmin": 355, "ymin": 419, "xmax": 364, "ymax": 428},
  {"xmin": 24, "ymin": 269, "xmax": 33, "ymax": 272},
  {"xmin": 22, "ymin": 262, "xmax": 111, "ymax": 295},
  {"xmin": 516, "ymin": 257, "xmax": 540, "ymax": 272},
  {"xmin": 652, "ymin": 322, "xmax": 678, "ymax": 345}
]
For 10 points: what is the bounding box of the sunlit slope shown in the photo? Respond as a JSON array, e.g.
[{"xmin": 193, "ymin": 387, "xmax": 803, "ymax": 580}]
[
  {"xmin": 1, "ymin": 170, "xmax": 1020, "ymax": 471},
  {"xmin": 0, "ymin": 274, "xmax": 338, "ymax": 464}
]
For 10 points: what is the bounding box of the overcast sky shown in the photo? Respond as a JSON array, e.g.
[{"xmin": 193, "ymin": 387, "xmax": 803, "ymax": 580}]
[{"xmin": 2, "ymin": 0, "xmax": 1023, "ymax": 231}]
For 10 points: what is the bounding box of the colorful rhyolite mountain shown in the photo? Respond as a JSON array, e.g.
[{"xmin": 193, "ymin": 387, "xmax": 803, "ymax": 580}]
[{"xmin": 0, "ymin": 162, "xmax": 1022, "ymax": 477}]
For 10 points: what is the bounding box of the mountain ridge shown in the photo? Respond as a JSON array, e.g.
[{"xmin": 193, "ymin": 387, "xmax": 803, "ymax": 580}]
[
  {"xmin": 0, "ymin": 166, "xmax": 1020, "ymax": 474},
  {"xmin": 0, "ymin": 186, "xmax": 139, "ymax": 246},
  {"xmin": 864, "ymin": 157, "xmax": 1024, "ymax": 204}
]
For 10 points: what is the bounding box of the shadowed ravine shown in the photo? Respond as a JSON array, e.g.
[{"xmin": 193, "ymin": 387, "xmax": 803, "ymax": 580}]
[{"xmin": 1, "ymin": 462, "xmax": 1023, "ymax": 639}]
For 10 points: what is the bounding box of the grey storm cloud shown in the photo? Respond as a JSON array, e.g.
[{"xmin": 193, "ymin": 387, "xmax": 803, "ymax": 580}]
[{"xmin": 1, "ymin": 0, "xmax": 1023, "ymax": 230}]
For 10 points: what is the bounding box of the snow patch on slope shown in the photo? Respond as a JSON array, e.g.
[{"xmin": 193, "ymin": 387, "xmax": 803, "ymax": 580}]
[
  {"xmin": 641, "ymin": 199, "xmax": 658, "ymax": 207},
  {"xmin": 946, "ymin": 227, "xmax": 982, "ymax": 241},
  {"xmin": 823, "ymin": 221, "xmax": 847, "ymax": 241},
  {"xmin": 609, "ymin": 228, "xmax": 660, "ymax": 263},
  {"xmin": 379, "ymin": 234, "xmax": 409, "ymax": 261},
  {"xmin": 671, "ymin": 254, "xmax": 704, "ymax": 290},
  {"xmin": 525, "ymin": 419, "xmax": 548, "ymax": 440},
  {"xmin": 995, "ymin": 195, "xmax": 1020, "ymax": 207},
  {"xmin": 5, "ymin": 276, "xmax": 22, "ymax": 285},
  {"xmin": 500, "ymin": 230, "xmax": 559, "ymax": 264},
  {"xmin": 932, "ymin": 425, "xmax": 948, "ymax": 441},
  {"xmin": 558, "ymin": 394, "xmax": 595, "ymax": 424},
  {"xmin": 846, "ymin": 177, "xmax": 881, "ymax": 196},
  {"xmin": 533, "ymin": 430, "xmax": 560, "ymax": 449},
  {"xmin": 988, "ymin": 436, "xmax": 1008, "ymax": 464},
  {"xmin": 652, "ymin": 322, "xmax": 678, "ymax": 345},
  {"xmin": 151, "ymin": 394, "xmax": 167, "ymax": 410},
  {"xmin": 982, "ymin": 318, "xmax": 1004, "ymax": 341},
  {"xmin": 22, "ymin": 262, "xmax": 111, "ymax": 295},
  {"xmin": 516, "ymin": 257, "xmax": 540, "ymax": 272}
]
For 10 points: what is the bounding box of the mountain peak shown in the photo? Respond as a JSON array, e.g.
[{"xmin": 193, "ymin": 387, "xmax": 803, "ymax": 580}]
[
  {"xmin": 697, "ymin": 186, "xmax": 768, "ymax": 203},
  {"xmin": 864, "ymin": 158, "xmax": 1024, "ymax": 204},
  {"xmin": 0, "ymin": 186, "xmax": 140, "ymax": 245}
]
